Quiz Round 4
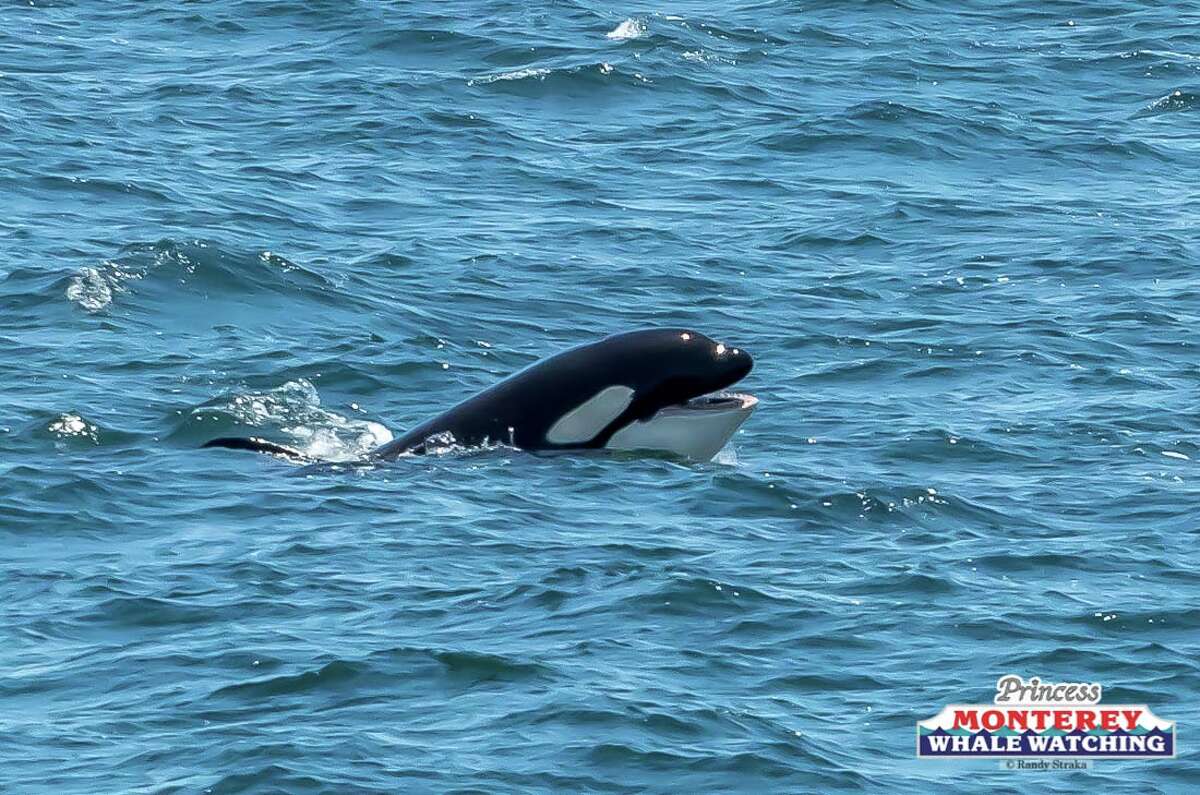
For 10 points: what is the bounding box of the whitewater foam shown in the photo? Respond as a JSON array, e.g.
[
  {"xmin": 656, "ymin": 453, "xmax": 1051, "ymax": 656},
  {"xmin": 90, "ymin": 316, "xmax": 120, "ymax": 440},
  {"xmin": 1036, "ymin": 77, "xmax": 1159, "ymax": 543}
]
[{"xmin": 606, "ymin": 18, "xmax": 646, "ymax": 41}]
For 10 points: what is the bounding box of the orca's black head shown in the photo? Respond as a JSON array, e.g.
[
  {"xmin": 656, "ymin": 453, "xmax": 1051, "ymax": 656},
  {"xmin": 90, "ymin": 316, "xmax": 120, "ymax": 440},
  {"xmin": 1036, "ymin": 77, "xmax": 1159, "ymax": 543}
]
[
  {"xmin": 569, "ymin": 328, "xmax": 755, "ymax": 459},
  {"xmin": 605, "ymin": 328, "xmax": 753, "ymax": 414}
]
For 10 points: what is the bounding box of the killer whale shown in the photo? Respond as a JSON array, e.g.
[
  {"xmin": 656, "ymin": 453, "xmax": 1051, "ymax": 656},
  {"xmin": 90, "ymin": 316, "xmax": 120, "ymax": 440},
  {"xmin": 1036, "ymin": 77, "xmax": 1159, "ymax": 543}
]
[{"xmin": 203, "ymin": 328, "xmax": 756, "ymax": 463}]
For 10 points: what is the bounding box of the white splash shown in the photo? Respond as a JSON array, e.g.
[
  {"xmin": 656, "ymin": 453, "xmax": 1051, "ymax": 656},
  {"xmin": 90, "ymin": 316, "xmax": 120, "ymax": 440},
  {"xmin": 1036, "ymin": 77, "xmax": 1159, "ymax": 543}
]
[
  {"xmin": 65, "ymin": 257, "xmax": 145, "ymax": 312},
  {"xmin": 48, "ymin": 413, "xmax": 99, "ymax": 443},
  {"xmin": 66, "ymin": 266, "xmax": 115, "ymax": 312},
  {"xmin": 284, "ymin": 422, "xmax": 393, "ymax": 461},
  {"xmin": 418, "ymin": 431, "xmax": 511, "ymax": 458},
  {"xmin": 198, "ymin": 379, "xmax": 392, "ymax": 461},
  {"xmin": 606, "ymin": 18, "xmax": 646, "ymax": 40}
]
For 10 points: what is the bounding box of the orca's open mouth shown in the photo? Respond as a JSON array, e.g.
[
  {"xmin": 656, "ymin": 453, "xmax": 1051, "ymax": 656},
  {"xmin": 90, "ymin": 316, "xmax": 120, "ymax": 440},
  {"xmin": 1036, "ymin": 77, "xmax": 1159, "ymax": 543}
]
[{"xmin": 661, "ymin": 391, "xmax": 758, "ymax": 415}]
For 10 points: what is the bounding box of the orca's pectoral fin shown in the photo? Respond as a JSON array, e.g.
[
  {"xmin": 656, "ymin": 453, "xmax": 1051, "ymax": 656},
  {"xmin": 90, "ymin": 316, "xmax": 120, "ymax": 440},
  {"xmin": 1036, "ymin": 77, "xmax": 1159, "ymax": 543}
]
[{"xmin": 201, "ymin": 436, "xmax": 311, "ymax": 463}]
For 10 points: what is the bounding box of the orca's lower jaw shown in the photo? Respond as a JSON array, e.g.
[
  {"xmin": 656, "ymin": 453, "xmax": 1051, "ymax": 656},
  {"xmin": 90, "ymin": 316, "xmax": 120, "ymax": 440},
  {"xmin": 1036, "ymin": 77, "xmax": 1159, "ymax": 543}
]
[{"xmin": 605, "ymin": 392, "xmax": 757, "ymax": 461}]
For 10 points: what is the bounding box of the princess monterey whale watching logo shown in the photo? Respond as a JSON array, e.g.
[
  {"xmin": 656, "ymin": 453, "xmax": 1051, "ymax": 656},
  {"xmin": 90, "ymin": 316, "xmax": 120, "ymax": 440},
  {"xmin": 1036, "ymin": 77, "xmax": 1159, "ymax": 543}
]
[{"xmin": 917, "ymin": 675, "xmax": 1175, "ymax": 760}]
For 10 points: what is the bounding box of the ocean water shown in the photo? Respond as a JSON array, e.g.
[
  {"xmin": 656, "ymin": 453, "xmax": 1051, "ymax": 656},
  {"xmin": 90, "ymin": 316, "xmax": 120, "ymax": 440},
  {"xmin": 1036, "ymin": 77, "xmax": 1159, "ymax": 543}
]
[{"xmin": 1, "ymin": 1, "xmax": 1197, "ymax": 791}]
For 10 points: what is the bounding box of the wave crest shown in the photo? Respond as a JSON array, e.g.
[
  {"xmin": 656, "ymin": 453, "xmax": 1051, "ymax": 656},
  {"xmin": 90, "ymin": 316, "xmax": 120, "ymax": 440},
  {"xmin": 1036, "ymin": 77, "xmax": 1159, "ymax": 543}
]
[{"xmin": 63, "ymin": 239, "xmax": 338, "ymax": 313}]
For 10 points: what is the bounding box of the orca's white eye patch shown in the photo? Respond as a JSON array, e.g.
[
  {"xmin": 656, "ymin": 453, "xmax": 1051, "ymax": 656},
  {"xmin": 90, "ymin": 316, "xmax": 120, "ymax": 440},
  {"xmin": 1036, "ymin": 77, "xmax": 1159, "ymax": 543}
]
[{"xmin": 545, "ymin": 385, "xmax": 635, "ymax": 444}]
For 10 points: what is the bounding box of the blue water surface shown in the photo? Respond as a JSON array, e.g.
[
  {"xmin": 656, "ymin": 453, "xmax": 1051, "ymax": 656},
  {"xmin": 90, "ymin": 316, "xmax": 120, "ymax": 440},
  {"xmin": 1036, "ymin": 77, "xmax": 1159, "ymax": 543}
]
[{"xmin": 2, "ymin": 1, "xmax": 1198, "ymax": 792}]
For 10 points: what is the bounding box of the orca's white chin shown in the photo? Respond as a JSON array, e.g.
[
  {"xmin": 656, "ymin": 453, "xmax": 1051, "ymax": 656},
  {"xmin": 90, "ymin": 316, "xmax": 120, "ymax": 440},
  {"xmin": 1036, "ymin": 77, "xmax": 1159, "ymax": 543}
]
[{"xmin": 605, "ymin": 392, "xmax": 758, "ymax": 461}]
